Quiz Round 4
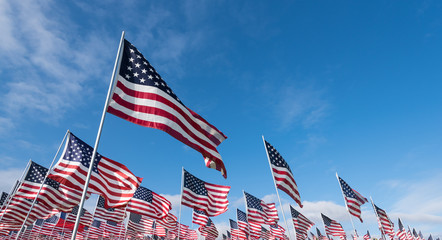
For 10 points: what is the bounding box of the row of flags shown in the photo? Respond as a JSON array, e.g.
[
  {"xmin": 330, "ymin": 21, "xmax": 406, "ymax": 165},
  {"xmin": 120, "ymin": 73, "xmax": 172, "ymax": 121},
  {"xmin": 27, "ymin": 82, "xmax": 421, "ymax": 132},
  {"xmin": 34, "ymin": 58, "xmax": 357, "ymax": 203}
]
[{"xmin": 0, "ymin": 35, "xmax": 438, "ymax": 240}]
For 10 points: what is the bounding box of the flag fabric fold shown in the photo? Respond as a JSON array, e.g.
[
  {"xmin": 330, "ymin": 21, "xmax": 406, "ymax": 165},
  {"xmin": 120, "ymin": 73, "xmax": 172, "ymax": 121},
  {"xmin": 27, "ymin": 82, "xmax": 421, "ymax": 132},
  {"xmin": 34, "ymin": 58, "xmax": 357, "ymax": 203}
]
[
  {"xmin": 107, "ymin": 39, "xmax": 228, "ymax": 178},
  {"xmin": 47, "ymin": 132, "xmax": 142, "ymax": 208},
  {"xmin": 290, "ymin": 205, "xmax": 314, "ymax": 240},
  {"xmin": 126, "ymin": 186, "xmax": 171, "ymax": 220},
  {"xmin": 374, "ymin": 204, "xmax": 395, "ymax": 239},
  {"xmin": 94, "ymin": 195, "xmax": 126, "ymax": 223},
  {"xmin": 321, "ymin": 213, "xmax": 346, "ymax": 239}
]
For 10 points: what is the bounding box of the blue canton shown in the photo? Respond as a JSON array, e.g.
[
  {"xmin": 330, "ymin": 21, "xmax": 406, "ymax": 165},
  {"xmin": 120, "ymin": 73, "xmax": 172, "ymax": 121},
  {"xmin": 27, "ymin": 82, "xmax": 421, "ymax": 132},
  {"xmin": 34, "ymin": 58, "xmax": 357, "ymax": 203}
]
[{"xmin": 63, "ymin": 133, "xmax": 101, "ymax": 173}]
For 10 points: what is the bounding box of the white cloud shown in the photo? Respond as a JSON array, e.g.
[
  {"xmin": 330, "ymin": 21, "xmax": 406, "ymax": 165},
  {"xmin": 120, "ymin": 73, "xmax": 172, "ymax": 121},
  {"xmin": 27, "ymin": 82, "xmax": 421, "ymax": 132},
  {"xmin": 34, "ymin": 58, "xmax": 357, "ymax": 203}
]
[{"xmin": 0, "ymin": 168, "xmax": 26, "ymax": 193}]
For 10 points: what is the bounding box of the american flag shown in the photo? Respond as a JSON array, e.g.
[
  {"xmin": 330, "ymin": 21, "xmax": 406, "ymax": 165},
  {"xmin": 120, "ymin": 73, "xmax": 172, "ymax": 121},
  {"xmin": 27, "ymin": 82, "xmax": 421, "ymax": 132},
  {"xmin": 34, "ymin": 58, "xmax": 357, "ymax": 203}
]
[
  {"xmin": 193, "ymin": 209, "xmax": 209, "ymax": 226},
  {"xmin": 428, "ymin": 235, "xmax": 433, "ymax": 240},
  {"xmin": 0, "ymin": 192, "xmax": 8, "ymax": 207},
  {"xmin": 290, "ymin": 205, "xmax": 314, "ymax": 240},
  {"xmin": 407, "ymin": 228, "xmax": 414, "ymax": 240},
  {"xmin": 199, "ymin": 218, "xmax": 219, "ymax": 238},
  {"xmin": 127, "ymin": 212, "xmax": 154, "ymax": 234},
  {"xmin": 264, "ymin": 140, "xmax": 302, "ymax": 207},
  {"xmin": 373, "ymin": 204, "xmax": 394, "ymax": 239},
  {"xmin": 363, "ymin": 230, "xmax": 371, "ymax": 240},
  {"xmin": 39, "ymin": 215, "xmax": 59, "ymax": 236},
  {"xmin": 249, "ymin": 221, "xmax": 263, "ymax": 239},
  {"xmin": 230, "ymin": 219, "xmax": 247, "ymax": 240},
  {"xmin": 181, "ymin": 169, "xmax": 230, "ymax": 216},
  {"xmin": 413, "ymin": 228, "xmax": 419, "ymax": 240},
  {"xmin": 321, "ymin": 214, "xmax": 346, "ymax": 239},
  {"xmin": 107, "ymin": 38, "xmax": 228, "ymax": 178},
  {"xmin": 65, "ymin": 205, "xmax": 94, "ymax": 227},
  {"xmin": 94, "ymin": 195, "xmax": 126, "ymax": 223},
  {"xmin": 153, "ymin": 221, "xmax": 167, "ymax": 237},
  {"xmin": 187, "ymin": 229, "xmax": 199, "ymax": 240},
  {"xmin": 15, "ymin": 161, "xmax": 85, "ymax": 212},
  {"xmin": 270, "ymin": 224, "xmax": 286, "ymax": 239},
  {"xmin": 0, "ymin": 196, "xmax": 58, "ymax": 225},
  {"xmin": 236, "ymin": 209, "xmax": 250, "ymax": 235},
  {"xmin": 47, "ymin": 132, "xmax": 142, "ymax": 208},
  {"xmin": 87, "ymin": 220, "xmax": 104, "ymax": 239},
  {"xmin": 338, "ymin": 176, "xmax": 368, "ymax": 222},
  {"xmin": 103, "ymin": 220, "xmax": 123, "ymax": 238},
  {"xmin": 175, "ymin": 223, "xmax": 189, "ymax": 237},
  {"xmin": 126, "ymin": 186, "xmax": 171, "ymax": 220},
  {"xmin": 156, "ymin": 212, "xmax": 177, "ymax": 230},
  {"xmin": 317, "ymin": 227, "xmax": 329, "ymax": 240},
  {"xmin": 244, "ymin": 191, "xmax": 279, "ymax": 225},
  {"xmin": 397, "ymin": 218, "xmax": 407, "ymax": 240},
  {"xmin": 419, "ymin": 231, "xmax": 424, "ymax": 240},
  {"xmin": 261, "ymin": 227, "xmax": 271, "ymax": 240}
]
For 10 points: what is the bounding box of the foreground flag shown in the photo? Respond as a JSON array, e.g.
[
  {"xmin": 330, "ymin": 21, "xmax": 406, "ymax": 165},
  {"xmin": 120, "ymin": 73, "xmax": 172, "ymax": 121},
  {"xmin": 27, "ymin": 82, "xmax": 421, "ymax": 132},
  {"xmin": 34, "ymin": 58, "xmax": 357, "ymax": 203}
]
[
  {"xmin": 321, "ymin": 214, "xmax": 346, "ymax": 239},
  {"xmin": 337, "ymin": 176, "xmax": 368, "ymax": 222},
  {"xmin": 244, "ymin": 191, "xmax": 279, "ymax": 225},
  {"xmin": 181, "ymin": 169, "xmax": 230, "ymax": 216},
  {"xmin": 94, "ymin": 195, "xmax": 126, "ymax": 223},
  {"xmin": 290, "ymin": 205, "xmax": 314, "ymax": 240},
  {"xmin": 15, "ymin": 161, "xmax": 85, "ymax": 212},
  {"xmin": 193, "ymin": 209, "xmax": 209, "ymax": 226},
  {"xmin": 264, "ymin": 139, "xmax": 302, "ymax": 207},
  {"xmin": 126, "ymin": 186, "xmax": 172, "ymax": 219},
  {"xmin": 107, "ymin": 38, "xmax": 228, "ymax": 178},
  {"xmin": 48, "ymin": 132, "xmax": 142, "ymax": 208},
  {"xmin": 397, "ymin": 218, "xmax": 407, "ymax": 240},
  {"xmin": 373, "ymin": 204, "xmax": 395, "ymax": 239}
]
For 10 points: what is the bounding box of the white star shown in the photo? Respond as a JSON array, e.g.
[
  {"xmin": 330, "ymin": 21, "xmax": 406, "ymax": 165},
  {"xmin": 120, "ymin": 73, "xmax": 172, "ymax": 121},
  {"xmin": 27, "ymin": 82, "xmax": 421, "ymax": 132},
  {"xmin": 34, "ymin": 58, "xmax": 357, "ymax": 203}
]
[
  {"xmin": 130, "ymin": 49, "xmax": 135, "ymax": 53},
  {"xmin": 136, "ymin": 55, "xmax": 141, "ymax": 59},
  {"xmin": 127, "ymin": 66, "xmax": 132, "ymax": 71},
  {"xmin": 141, "ymin": 69, "xmax": 147, "ymax": 74},
  {"xmin": 148, "ymin": 75, "xmax": 153, "ymax": 79},
  {"xmin": 143, "ymin": 61, "xmax": 148, "ymax": 65},
  {"xmin": 129, "ymin": 57, "xmax": 134, "ymax": 62},
  {"xmin": 140, "ymin": 78, "xmax": 146, "ymax": 83},
  {"xmin": 134, "ymin": 72, "xmax": 139, "ymax": 77},
  {"xmin": 135, "ymin": 63, "xmax": 141, "ymax": 68}
]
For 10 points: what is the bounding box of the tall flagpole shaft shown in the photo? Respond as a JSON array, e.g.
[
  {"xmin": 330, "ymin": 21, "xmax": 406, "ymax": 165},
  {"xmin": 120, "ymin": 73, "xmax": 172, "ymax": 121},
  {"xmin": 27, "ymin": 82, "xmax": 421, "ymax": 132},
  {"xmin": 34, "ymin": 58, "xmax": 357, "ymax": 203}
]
[
  {"xmin": 370, "ymin": 197, "xmax": 386, "ymax": 240},
  {"xmin": 335, "ymin": 172, "xmax": 357, "ymax": 237},
  {"xmin": 15, "ymin": 130, "xmax": 70, "ymax": 240},
  {"xmin": 0, "ymin": 160, "xmax": 31, "ymax": 223},
  {"xmin": 262, "ymin": 135, "xmax": 293, "ymax": 240},
  {"xmin": 71, "ymin": 31, "xmax": 125, "ymax": 240},
  {"xmin": 178, "ymin": 167, "xmax": 184, "ymax": 240}
]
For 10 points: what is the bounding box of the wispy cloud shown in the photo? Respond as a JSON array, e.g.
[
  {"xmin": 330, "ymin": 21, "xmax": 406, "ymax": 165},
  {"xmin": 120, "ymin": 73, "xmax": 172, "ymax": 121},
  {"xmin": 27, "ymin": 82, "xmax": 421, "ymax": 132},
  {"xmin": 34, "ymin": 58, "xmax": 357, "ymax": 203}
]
[{"xmin": 0, "ymin": 0, "xmax": 113, "ymax": 130}]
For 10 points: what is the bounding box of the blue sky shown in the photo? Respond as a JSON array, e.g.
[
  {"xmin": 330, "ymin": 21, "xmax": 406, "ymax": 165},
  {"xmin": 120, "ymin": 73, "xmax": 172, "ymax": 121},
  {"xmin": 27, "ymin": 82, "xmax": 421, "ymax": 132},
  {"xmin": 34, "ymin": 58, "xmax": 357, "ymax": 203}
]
[{"xmin": 1, "ymin": 0, "xmax": 441, "ymax": 239}]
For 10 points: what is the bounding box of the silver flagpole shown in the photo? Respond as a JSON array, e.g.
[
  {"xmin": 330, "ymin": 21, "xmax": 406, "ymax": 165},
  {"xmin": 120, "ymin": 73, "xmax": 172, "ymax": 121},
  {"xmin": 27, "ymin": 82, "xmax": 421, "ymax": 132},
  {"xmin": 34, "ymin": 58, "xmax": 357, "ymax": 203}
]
[
  {"xmin": 15, "ymin": 130, "xmax": 70, "ymax": 240},
  {"xmin": 335, "ymin": 172, "xmax": 357, "ymax": 238},
  {"xmin": 262, "ymin": 135, "xmax": 293, "ymax": 240},
  {"xmin": 0, "ymin": 160, "xmax": 31, "ymax": 223},
  {"xmin": 177, "ymin": 167, "xmax": 184, "ymax": 240},
  {"xmin": 71, "ymin": 30, "xmax": 125, "ymax": 240}
]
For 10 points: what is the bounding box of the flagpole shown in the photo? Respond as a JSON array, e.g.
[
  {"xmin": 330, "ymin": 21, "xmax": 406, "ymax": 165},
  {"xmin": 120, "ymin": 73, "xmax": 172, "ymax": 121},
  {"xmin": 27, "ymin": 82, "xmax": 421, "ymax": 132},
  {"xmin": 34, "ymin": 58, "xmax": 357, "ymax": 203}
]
[
  {"xmin": 369, "ymin": 197, "xmax": 386, "ymax": 240},
  {"xmin": 0, "ymin": 159, "xmax": 31, "ymax": 225},
  {"xmin": 335, "ymin": 172, "xmax": 357, "ymax": 237},
  {"xmin": 262, "ymin": 135, "xmax": 293, "ymax": 240},
  {"xmin": 71, "ymin": 31, "xmax": 125, "ymax": 240},
  {"xmin": 178, "ymin": 167, "xmax": 185, "ymax": 240},
  {"xmin": 15, "ymin": 130, "xmax": 70, "ymax": 240}
]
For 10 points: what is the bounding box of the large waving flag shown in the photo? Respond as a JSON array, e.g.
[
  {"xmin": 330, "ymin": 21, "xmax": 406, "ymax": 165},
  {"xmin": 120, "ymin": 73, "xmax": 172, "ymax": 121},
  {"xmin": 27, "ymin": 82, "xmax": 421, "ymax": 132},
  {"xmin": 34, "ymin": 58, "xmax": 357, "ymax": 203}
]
[
  {"xmin": 337, "ymin": 176, "xmax": 368, "ymax": 222},
  {"xmin": 125, "ymin": 186, "xmax": 171, "ymax": 219},
  {"xmin": 264, "ymin": 139, "xmax": 302, "ymax": 207},
  {"xmin": 181, "ymin": 169, "xmax": 230, "ymax": 216},
  {"xmin": 244, "ymin": 191, "xmax": 279, "ymax": 225},
  {"xmin": 47, "ymin": 132, "xmax": 142, "ymax": 208},
  {"xmin": 321, "ymin": 214, "xmax": 346, "ymax": 239},
  {"xmin": 290, "ymin": 205, "xmax": 314, "ymax": 240},
  {"xmin": 15, "ymin": 161, "xmax": 85, "ymax": 212},
  {"xmin": 107, "ymin": 39, "xmax": 228, "ymax": 178}
]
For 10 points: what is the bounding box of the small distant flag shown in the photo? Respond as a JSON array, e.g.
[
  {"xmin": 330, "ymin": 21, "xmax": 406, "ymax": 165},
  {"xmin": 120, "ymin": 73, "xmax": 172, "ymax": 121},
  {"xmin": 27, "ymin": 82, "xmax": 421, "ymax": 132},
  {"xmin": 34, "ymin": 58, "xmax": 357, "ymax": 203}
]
[
  {"xmin": 236, "ymin": 209, "xmax": 250, "ymax": 235},
  {"xmin": 290, "ymin": 205, "xmax": 314, "ymax": 240},
  {"xmin": 181, "ymin": 169, "xmax": 230, "ymax": 216},
  {"xmin": 321, "ymin": 214, "xmax": 346, "ymax": 239},
  {"xmin": 264, "ymin": 139, "xmax": 302, "ymax": 207},
  {"xmin": 244, "ymin": 191, "xmax": 279, "ymax": 225},
  {"xmin": 397, "ymin": 218, "xmax": 407, "ymax": 240},
  {"xmin": 373, "ymin": 204, "xmax": 394, "ymax": 239},
  {"xmin": 337, "ymin": 176, "xmax": 368, "ymax": 222},
  {"xmin": 94, "ymin": 195, "xmax": 126, "ymax": 223},
  {"xmin": 107, "ymin": 38, "xmax": 228, "ymax": 178},
  {"xmin": 193, "ymin": 209, "xmax": 209, "ymax": 226},
  {"xmin": 125, "ymin": 186, "xmax": 171, "ymax": 220},
  {"xmin": 48, "ymin": 132, "xmax": 142, "ymax": 208},
  {"xmin": 363, "ymin": 230, "xmax": 371, "ymax": 240},
  {"xmin": 230, "ymin": 219, "xmax": 247, "ymax": 240}
]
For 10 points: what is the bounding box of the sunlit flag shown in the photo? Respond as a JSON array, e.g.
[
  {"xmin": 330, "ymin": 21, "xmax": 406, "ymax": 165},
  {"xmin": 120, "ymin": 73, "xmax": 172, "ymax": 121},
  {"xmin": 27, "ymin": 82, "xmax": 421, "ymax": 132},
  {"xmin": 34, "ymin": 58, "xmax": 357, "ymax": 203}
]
[
  {"xmin": 192, "ymin": 209, "xmax": 209, "ymax": 226},
  {"xmin": 93, "ymin": 195, "xmax": 126, "ymax": 223},
  {"xmin": 48, "ymin": 132, "xmax": 142, "ymax": 208},
  {"xmin": 337, "ymin": 176, "xmax": 368, "ymax": 222},
  {"xmin": 181, "ymin": 169, "xmax": 230, "ymax": 216},
  {"xmin": 107, "ymin": 38, "xmax": 228, "ymax": 178},
  {"xmin": 264, "ymin": 139, "xmax": 302, "ymax": 207},
  {"xmin": 321, "ymin": 214, "xmax": 346, "ymax": 239},
  {"xmin": 374, "ymin": 204, "xmax": 395, "ymax": 239},
  {"xmin": 244, "ymin": 191, "xmax": 278, "ymax": 225},
  {"xmin": 126, "ymin": 186, "xmax": 171, "ymax": 220},
  {"xmin": 290, "ymin": 205, "xmax": 314, "ymax": 240}
]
